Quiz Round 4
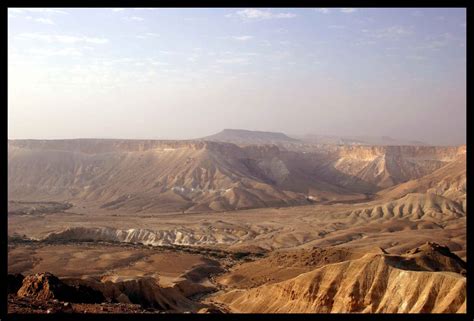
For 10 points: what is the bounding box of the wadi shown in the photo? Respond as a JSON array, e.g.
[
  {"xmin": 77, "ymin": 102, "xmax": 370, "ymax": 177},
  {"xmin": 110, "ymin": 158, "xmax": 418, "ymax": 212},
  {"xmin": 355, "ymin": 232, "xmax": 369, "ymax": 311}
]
[{"xmin": 7, "ymin": 129, "xmax": 467, "ymax": 314}]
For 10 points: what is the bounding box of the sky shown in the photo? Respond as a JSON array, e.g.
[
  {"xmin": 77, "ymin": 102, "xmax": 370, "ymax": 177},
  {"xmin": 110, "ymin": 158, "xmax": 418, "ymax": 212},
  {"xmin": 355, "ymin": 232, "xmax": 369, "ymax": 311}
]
[{"xmin": 8, "ymin": 8, "xmax": 466, "ymax": 145}]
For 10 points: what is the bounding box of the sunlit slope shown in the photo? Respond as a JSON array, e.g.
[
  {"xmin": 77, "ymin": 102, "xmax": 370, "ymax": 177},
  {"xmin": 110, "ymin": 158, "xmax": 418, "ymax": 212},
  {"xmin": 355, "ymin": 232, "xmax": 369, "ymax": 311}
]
[{"xmin": 214, "ymin": 244, "xmax": 466, "ymax": 313}]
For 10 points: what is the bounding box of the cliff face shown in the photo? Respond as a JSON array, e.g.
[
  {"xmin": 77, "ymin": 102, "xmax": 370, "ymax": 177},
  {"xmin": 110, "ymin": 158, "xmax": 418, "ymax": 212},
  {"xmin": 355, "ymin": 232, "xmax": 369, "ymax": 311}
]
[
  {"xmin": 279, "ymin": 145, "xmax": 464, "ymax": 194},
  {"xmin": 377, "ymin": 155, "xmax": 466, "ymax": 205}
]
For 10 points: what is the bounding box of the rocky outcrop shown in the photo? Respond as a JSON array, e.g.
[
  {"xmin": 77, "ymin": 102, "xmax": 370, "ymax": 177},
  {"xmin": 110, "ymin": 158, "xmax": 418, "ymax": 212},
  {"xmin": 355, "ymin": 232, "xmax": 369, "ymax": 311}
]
[
  {"xmin": 16, "ymin": 272, "xmax": 104, "ymax": 303},
  {"xmin": 398, "ymin": 242, "xmax": 467, "ymax": 275},
  {"xmin": 12, "ymin": 272, "xmax": 208, "ymax": 312}
]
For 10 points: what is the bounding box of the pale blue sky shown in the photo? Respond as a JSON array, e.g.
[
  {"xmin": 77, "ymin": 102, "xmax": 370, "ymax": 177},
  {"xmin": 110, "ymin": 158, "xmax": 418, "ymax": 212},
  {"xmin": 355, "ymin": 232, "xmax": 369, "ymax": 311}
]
[{"xmin": 8, "ymin": 8, "xmax": 466, "ymax": 145}]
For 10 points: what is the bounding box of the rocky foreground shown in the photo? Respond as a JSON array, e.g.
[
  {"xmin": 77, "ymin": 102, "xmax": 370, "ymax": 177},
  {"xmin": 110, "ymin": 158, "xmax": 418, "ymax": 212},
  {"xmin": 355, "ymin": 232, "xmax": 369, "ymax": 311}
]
[
  {"xmin": 212, "ymin": 242, "xmax": 466, "ymax": 313},
  {"xmin": 8, "ymin": 242, "xmax": 466, "ymax": 314},
  {"xmin": 7, "ymin": 271, "xmax": 225, "ymax": 314}
]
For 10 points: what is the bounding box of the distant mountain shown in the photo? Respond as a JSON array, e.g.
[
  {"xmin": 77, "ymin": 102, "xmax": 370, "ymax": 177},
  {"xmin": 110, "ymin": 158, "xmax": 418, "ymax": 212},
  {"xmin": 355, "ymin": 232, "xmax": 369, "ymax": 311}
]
[
  {"xmin": 296, "ymin": 134, "xmax": 429, "ymax": 146},
  {"xmin": 201, "ymin": 129, "xmax": 300, "ymax": 145}
]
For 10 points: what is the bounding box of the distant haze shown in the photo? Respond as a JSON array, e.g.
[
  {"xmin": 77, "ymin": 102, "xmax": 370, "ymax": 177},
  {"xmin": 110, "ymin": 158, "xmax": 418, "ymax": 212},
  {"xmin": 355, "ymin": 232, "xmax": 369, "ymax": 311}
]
[{"xmin": 8, "ymin": 8, "xmax": 466, "ymax": 145}]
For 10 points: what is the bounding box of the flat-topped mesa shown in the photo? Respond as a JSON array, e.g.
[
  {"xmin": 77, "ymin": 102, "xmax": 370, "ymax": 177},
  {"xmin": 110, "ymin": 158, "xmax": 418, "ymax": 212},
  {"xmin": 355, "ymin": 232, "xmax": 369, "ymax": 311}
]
[
  {"xmin": 220, "ymin": 128, "xmax": 298, "ymax": 140},
  {"xmin": 202, "ymin": 129, "xmax": 299, "ymax": 145}
]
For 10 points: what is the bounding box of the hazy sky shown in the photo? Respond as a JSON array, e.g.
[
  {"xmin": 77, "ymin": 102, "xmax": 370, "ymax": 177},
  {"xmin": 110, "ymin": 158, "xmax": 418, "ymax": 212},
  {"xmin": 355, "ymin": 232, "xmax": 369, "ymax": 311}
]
[{"xmin": 8, "ymin": 8, "xmax": 466, "ymax": 145}]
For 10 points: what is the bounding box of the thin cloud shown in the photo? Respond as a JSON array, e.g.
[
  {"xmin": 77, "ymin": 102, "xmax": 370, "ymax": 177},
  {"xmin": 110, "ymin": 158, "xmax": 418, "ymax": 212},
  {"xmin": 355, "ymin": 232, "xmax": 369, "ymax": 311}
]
[
  {"xmin": 216, "ymin": 57, "xmax": 249, "ymax": 64},
  {"xmin": 18, "ymin": 33, "xmax": 109, "ymax": 44},
  {"xmin": 380, "ymin": 26, "xmax": 412, "ymax": 38},
  {"xmin": 406, "ymin": 55, "xmax": 427, "ymax": 61},
  {"xmin": 125, "ymin": 16, "xmax": 145, "ymax": 22},
  {"xmin": 241, "ymin": 52, "xmax": 259, "ymax": 56},
  {"xmin": 99, "ymin": 58, "xmax": 135, "ymax": 66},
  {"xmin": 34, "ymin": 18, "xmax": 55, "ymax": 25},
  {"xmin": 187, "ymin": 55, "xmax": 199, "ymax": 62},
  {"xmin": 328, "ymin": 25, "xmax": 345, "ymax": 29},
  {"xmin": 9, "ymin": 8, "xmax": 69, "ymax": 15},
  {"xmin": 363, "ymin": 26, "xmax": 413, "ymax": 40},
  {"xmin": 232, "ymin": 35, "xmax": 254, "ymax": 41},
  {"xmin": 417, "ymin": 33, "xmax": 457, "ymax": 51},
  {"xmin": 269, "ymin": 50, "xmax": 291, "ymax": 60},
  {"xmin": 314, "ymin": 8, "xmax": 358, "ymax": 14},
  {"xmin": 353, "ymin": 40, "xmax": 377, "ymax": 46},
  {"xmin": 147, "ymin": 58, "xmax": 168, "ymax": 66},
  {"xmin": 136, "ymin": 32, "xmax": 160, "ymax": 39},
  {"xmin": 110, "ymin": 8, "xmax": 161, "ymax": 12},
  {"xmin": 28, "ymin": 47, "xmax": 83, "ymax": 57},
  {"xmin": 233, "ymin": 9, "xmax": 296, "ymax": 20},
  {"xmin": 160, "ymin": 50, "xmax": 177, "ymax": 55},
  {"xmin": 314, "ymin": 8, "xmax": 330, "ymax": 14},
  {"xmin": 340, "ymin": 8, "xmax": 357, "ymax": 13},
  {"xmin": 410, "ymin": 10, "xmax": 423, "ymax": 17}
]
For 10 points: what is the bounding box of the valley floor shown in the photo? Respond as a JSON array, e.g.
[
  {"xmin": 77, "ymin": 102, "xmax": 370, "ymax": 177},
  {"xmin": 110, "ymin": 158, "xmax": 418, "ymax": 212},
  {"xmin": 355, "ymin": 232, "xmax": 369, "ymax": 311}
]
[{"xmin": 7, "ymin": 199, "xmax": 467, "ymax": 314}]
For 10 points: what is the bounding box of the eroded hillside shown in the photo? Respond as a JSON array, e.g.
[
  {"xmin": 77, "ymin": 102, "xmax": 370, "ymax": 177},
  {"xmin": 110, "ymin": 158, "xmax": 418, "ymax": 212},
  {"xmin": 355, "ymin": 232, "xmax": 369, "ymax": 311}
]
[
  {"xmin": 8, "ymin": 139, "xmax": 465, "ymax": 213},
  {"xmin": 213, "ymin": 244, "xmax": 466, "ymax": 313}
]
